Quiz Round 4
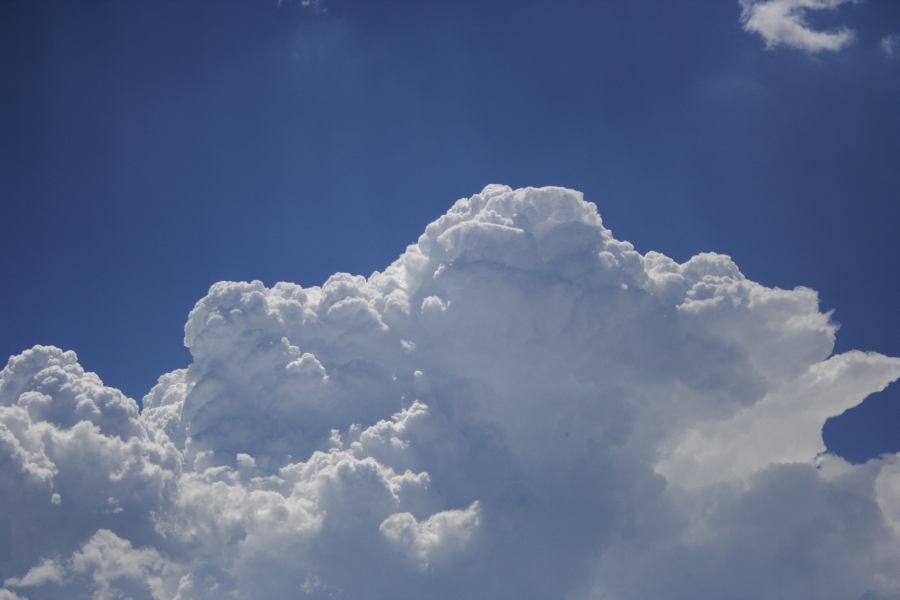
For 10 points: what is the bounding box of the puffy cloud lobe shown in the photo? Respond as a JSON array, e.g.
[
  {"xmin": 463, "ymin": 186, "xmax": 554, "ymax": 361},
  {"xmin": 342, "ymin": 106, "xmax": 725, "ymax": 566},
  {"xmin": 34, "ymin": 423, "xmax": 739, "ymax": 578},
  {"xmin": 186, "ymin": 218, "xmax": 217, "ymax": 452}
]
[
  {"xmin": 2, "ymin": 185, "xmax": 900, "ymax": 599},
  {"xmin": 380, "ymin": 501, "xmax": 481, "ymax": 569},
  {"xmin": 0, "ymin": 346, "xmax": 180, "ymax": 585},
  {"xmin": 739, "ymin": 0, "xmax": 857, "ymax": 53},
  {"xmin": 4, "ymin": 530, "xmax": 184, "ymax": 600}
]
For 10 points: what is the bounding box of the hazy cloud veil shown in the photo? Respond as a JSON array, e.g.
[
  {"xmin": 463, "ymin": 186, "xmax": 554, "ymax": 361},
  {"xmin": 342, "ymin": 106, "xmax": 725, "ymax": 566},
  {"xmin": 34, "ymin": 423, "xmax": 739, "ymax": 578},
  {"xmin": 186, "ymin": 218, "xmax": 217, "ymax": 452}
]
[{"xmin": 2, "ymin": 186, "xmax": 899, "ymax": 599}]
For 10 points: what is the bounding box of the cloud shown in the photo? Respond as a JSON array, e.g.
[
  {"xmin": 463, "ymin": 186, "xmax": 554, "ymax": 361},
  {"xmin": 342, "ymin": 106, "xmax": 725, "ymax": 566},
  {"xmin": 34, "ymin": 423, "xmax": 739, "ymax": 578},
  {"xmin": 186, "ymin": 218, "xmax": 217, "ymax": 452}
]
[
  {"xmin": 2, "ymin": 185, "xmax": 900, "ymax": 598},
  {"xmin": 3, "ymin": 559, "xmax": 63, "ymax": 589},
  {"xmin": 882, "ymin": 33, "xmax": 900, "ymax": 59},
  {"xmin": 739, "ymin": 0, "xmax": 857, "ymax": 53},
  {"xmin": 380, "ymin": 501, "xmax": 481, "ymax": 569},
  {"xmin": 277, "ymin": 0, "xmax": 326, "ymax": 12}
]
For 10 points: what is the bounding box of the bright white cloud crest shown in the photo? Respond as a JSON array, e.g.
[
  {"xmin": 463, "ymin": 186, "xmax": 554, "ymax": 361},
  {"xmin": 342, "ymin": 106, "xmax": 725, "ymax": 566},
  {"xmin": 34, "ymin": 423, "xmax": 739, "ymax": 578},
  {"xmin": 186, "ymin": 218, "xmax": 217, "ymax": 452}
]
[{"xmin": 2, "ymin": 185, "xmax": 900, "ymax": 599}]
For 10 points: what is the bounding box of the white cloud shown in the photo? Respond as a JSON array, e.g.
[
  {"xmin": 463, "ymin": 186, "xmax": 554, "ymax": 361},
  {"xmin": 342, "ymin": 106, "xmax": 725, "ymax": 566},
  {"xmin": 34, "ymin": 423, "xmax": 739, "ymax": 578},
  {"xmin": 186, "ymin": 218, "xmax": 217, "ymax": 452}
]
[
  {"xmin": 380, "ymin": 501, "xmax": 481, "ymax": 569},
  {"xmin": 739, "ymin": 0, "xmax": 857, "ymax": 53},
  {"xmin": 3, "ymin": 559, "xmax": 63, "ymax": 589},
  {"xmin": 657, "ymin": 351, "xmax": 900, "ymax": 488},
  {"xmin": 882, "ymin": 33, "xmax": 900, "ymax": 58},
  {"xmin": 68, "ymin": 530, "xmax": 182, "ymax": 600},
  {"xmin": 2, "ymin": 185, "xmax": 900, "ymax": 598}
]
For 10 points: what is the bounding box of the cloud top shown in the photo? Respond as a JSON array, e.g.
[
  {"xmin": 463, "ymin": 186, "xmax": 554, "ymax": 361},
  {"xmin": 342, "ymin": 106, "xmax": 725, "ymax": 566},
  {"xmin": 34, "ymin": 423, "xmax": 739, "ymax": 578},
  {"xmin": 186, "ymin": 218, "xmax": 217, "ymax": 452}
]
[{"xmin": 2, "ymin": 185, "xmax": 900, "ymax": 599}]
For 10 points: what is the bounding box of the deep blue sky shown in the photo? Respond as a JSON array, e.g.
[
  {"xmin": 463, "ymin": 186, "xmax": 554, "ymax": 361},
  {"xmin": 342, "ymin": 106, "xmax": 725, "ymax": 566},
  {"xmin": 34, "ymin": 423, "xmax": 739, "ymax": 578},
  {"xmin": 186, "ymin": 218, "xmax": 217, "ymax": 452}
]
[{"xmin": 1, "ymin": 0, "xmax": 898, "ymax": 462}]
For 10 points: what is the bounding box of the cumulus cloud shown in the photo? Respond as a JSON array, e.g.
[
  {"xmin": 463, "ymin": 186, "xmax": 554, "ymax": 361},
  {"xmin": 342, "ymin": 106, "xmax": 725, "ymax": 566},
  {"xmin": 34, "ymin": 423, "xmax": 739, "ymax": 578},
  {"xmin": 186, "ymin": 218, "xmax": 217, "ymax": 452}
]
[
  {"xmin": 2, "ymin": 185, "xmax": 900, "ymax": 598},
  {"xmin": 739, "ymin": 0, "xmax": 857, "ymax": 53},
  {"xmin": 380, "ymin": 501, "xmax": 481, "ymax": 569}
]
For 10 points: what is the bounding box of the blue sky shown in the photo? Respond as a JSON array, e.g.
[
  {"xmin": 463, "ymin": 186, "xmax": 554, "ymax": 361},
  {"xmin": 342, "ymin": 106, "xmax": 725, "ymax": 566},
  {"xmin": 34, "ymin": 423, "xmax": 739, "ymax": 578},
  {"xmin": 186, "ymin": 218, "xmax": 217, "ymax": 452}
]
[{"xmin": 1, "ymin": 0, "xmax": 898, "ymax": 462}]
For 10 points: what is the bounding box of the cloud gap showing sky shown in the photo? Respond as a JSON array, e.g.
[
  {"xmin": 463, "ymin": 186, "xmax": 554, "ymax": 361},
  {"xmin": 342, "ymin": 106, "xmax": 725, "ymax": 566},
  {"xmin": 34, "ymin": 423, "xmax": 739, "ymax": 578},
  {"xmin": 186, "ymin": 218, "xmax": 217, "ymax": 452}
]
[{"xmin": 2, "ymin": 185, "xmax": 899, "ymax": 599}]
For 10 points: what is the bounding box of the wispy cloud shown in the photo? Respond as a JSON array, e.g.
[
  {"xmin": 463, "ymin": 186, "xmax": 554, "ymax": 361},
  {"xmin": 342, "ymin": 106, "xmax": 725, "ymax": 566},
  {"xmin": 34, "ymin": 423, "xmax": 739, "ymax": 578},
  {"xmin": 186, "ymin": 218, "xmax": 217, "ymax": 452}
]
[
  {"xmin": 882, "ymin": 33, "xmax": 900, "ymax": 59},
  {"xmin": 277, "ymin": 0, "xmax": 326, "ymax": 11},
  {"xmin": 739, "ymin": 0, "xmax": 856, "ymax": 53}
]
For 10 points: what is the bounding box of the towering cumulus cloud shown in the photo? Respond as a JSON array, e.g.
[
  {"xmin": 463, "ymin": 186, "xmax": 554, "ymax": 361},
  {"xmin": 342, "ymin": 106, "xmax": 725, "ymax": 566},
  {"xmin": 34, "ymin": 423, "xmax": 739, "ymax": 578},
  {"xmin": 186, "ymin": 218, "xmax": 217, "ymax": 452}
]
[{"xmin": 2, "ymin": 185, "xmax": 899, "ymax": 599}]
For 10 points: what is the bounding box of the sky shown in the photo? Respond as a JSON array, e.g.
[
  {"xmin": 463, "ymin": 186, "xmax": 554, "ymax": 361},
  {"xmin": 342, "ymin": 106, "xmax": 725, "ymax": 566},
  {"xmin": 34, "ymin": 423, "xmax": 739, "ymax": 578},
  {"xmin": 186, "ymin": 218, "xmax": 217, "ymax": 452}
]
[
  {"xmin": 2, "ymin": 1, "xmax": 900, "ymax": 462},
  {"xmin": 2, "ymin": 2, "xmax": 900, "ymax": 596}
]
